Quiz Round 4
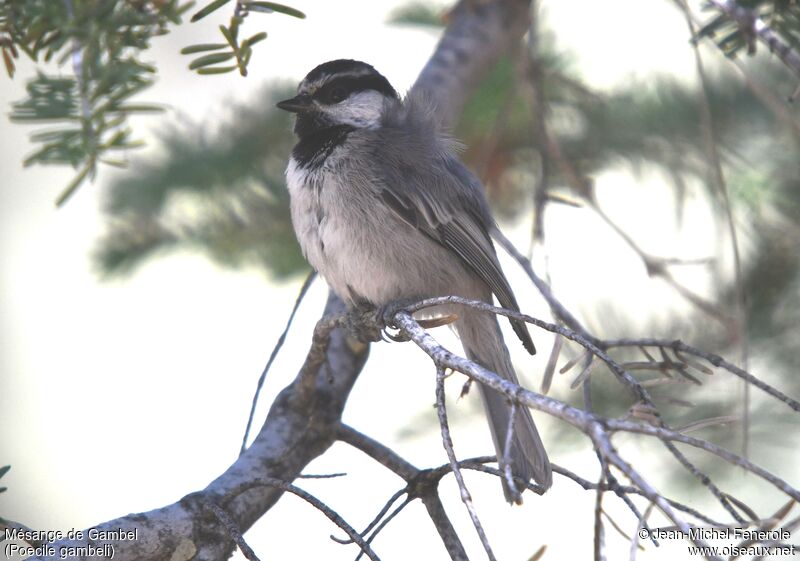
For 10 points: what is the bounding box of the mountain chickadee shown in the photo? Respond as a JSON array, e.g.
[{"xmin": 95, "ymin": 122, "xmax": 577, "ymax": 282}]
[{"xmin": 278, "ymin": 59, "xmax": 552, "ymax": 500}]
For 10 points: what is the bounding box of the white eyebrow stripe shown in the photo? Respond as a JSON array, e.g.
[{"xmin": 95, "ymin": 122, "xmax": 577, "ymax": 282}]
[{"xmin": 304, "ymin": 69, "xmax": 376, "ymax": 92}]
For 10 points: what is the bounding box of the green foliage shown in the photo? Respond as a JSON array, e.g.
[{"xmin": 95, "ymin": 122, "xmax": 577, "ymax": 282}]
[
  {"xmin": 387, "ymin": 2, "xmax": 444, "ymax": 27},
  {"xmin": 94, "ymin": 83, "xmax": 306, "ymax": 279},
  {"xmin": 448, "ymin": 33, "xmax": 800, "ymax": 398},
  {"xmin": 7, "ymin": 0, "xmax": 800, "ymax": 397},
  {"xmin": 182, "ymin": 0, "xmax": 303, "ymax": 76},
  {"xmin": 2, "ymin": 0, "xmax": 192, "ymax": 205},
  {"xmin": 14, "ymin": 1, "xmax": 796, "ymax": 480},
  {"xmin": 191, "ymin": 0, "xmax": 232, "ymax": 22},
  {"xmin": 454, "ymin": 45, "xmax": 797, "ymax": 217},
  {"xmin": 698, "ymin": 0, "xmax": 800, "ymax": 62},
  {"xmin": 2, "ymin": 0, "xmax": 305, "ymax": 206},
  {"xmin": 94, "ymin": 14, "xmax": 800, "ymax": 355},
  {"xmin": 243, "ymin": 2, "xmax": 305, "ymax": 19}
]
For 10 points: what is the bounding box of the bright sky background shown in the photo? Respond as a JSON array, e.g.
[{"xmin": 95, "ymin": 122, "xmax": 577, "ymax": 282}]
[{"xmin": 1, "ymin": 1, "xmax": 798, "ymax": 560}]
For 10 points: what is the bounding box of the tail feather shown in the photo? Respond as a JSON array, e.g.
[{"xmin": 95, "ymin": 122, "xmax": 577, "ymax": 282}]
[{"xmin": 456, "ymin": 307, "xmax": 552, "ymax": 502}]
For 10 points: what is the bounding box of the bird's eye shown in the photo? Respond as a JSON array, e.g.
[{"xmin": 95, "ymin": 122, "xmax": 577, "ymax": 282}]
[{"xmin": 328, "ymin": 86, "xmax": 347, "ymax": 103}]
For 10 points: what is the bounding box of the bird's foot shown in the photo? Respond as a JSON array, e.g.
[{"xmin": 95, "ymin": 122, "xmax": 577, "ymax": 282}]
[
  {"xmin": 377, "ymin": 299, "xmax": 420, "ymax": 342},
  {"xmin": 344, "ymin": 303, "xmax": 384, "ymax": 344},
  {"xmin": 377, "ymin": 298, "xmax": 418, "ymax": 327},
  {"xmin": 344, "ymin": 299, "xmax": 421, "ymax": 344}
]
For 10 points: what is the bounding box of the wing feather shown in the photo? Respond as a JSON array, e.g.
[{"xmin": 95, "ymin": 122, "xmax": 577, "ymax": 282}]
[{"xmin": 377, "ymin": 156, "xmax": 535, "ymax": 355}]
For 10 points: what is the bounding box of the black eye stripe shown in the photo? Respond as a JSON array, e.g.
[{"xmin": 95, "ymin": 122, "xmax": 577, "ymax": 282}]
[{"xmin": 314, "ymin": 75, "xmax": 398, "ymax": 103}]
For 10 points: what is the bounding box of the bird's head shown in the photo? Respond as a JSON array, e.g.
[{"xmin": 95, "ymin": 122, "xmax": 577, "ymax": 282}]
[{"xmin": 277, "ymin": 59, "xmax": 399, "ymax": 138}]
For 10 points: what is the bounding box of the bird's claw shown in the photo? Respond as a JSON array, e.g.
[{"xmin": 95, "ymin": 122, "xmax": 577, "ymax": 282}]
[
  {"xmin": 377, "ymin": 298, "xmax": 417, "ymax": 327},
  {"xmin": 382, "ymin": 326, "xmax": 409, "ymax": 342},
  {"xmin": 345, "ymin": 299, "xmax": 417, "ymax": 344},
  {"xmin": 345, "ymin": 305, "xmax": 383, "ymax": 344}
]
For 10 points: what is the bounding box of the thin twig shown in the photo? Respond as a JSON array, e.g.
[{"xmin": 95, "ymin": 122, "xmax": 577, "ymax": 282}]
[
  {"xmin": 330, "ymin": 489, "xmax": 408, "ymax": 545},
  {"xmin": 435, "ymin": 366, "xmax": 497, "ymax": 561},
  {"xmin": 552, "ymin": 464, "xmax": 725, "ymax": 528},
  {"xmin": 588, "ymin": 426, "xmax": 721, "ymax": 560},
  {"xmin": 491, "ymin": 227, "xmax": 597, "ymax": 343},
  {"xmin": 391, "ymin": 309, "xmax": 800, "ymax": 502},
  {"xmin": 602, "ymin": 508, "xmax": 635, "ymax": 547},
  {"xmin": 393, "ymin": 295, "xmax": 798, "ymax": 519},
  {"xmin": 572, "ymin": 355, "xmax": 596, "ymax": 390},
  {"xmin": 336, "ymin": 424, "xmax": 470, "ymax": 561},
  {"xmin": 590, "ymin": 202, "xmax": 730, "ymax": 324},
  {"xmin": 336, "ymin": 424, "xmax": 419, "ymax": 481},
  {"xmin": 398, "ymin": 295, "xmax": 800, "ymax": 414},
  {"xmin": 202, "ymin": 500, "xmax": 262, "ymax": 561},
  {"xmin": 400, "ymin": 295, "xmax": 658, "ymax": 406},
  {"xmin": 425, "ymin": 456, "xmax": 546, "ymax": 497},
  {"xmin": 663, "ymin": 439, "xmax": 747, "ymax": 524},
  {"xmin": 594, "ymin": 461, "xmax": 607, "ymax": 561},
  {"xmin": 600, "ymin": 464, "xmax": 660, "ymax": 547},
  {"xmin": 603, "ymin": 421, "xmax": 800, "ymax": 503},
  {"xmin": 629, "ymin": 502, "xmax": 655, "ymax": 561},
  {"xmin": 676, "ymin": 415, "xmax": 739, "ymax": 434},
  {"xmin": 603, "ymin": 338, "xmax": 800, "ymax": 413},
  {"xmin": 297, "ymin": 472, "xmax": 347, "ymax": 479},
  {"xmin": 241, "ymin": 271, "xmax": 316, "ymax": 455},
  {"xmin": 527, "ymin": 0, "xmax": 551, "ymax": 247},
  {"xmin": 353, "ymin": 497, "xmax": 414, "ymax": 561},
  {"xmin": 560, "ymin": 349, "xmax": 590, "ymax": 374},
  {"xmin": 58, "ymin": 0, "xmax": 95, "ymax": 206},
  {"xmin": 501, "ymin": 401, "xmax": 522, "ymax": 502},
  {"xmin": 541, "ymin": 335, "xmax": 562, "ymax": 394},
  {"xmin": 677, "ymin": 0, "xmax": 751, "ymax": 460},
  {"xmin": 223, "ymin": 477, "xmax": 381, "ymax": 561}
]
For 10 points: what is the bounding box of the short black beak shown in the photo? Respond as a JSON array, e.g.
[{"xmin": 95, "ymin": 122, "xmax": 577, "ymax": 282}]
[{"xmin": 276, "ymin": 94, "xmax": 312, "ymax": 113}]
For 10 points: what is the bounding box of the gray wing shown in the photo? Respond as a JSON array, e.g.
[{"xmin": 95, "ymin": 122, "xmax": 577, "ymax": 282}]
[{"xmin": 377, "ymin": 155, "xmax": 536, "ymax": 355}]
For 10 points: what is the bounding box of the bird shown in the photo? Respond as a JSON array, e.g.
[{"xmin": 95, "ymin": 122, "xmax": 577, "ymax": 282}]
[{"xmin": 277, "ymin": 59, "xmax": 552, "ymax": 500}]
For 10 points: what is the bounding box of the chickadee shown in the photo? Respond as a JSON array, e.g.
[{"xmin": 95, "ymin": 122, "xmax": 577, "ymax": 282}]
[{"xmin": 278, "ymin": 59, "xmax": 552, "ymax": 499}]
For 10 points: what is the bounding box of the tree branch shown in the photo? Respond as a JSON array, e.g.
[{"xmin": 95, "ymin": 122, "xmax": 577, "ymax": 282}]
[
  {"xmin": 27, "ymin": 2, "xmax": 539, "ymax": 558},
  {"xmin": 30, "ymin": 294, "xmax": 368, "ymax": 561},
  {"xmin": 388, "ymin": 307, "xmax": 798, "ymax": 558},
  {"xmin": 414, "ymin": 0, "xmax": 533, "ymax": 128}
]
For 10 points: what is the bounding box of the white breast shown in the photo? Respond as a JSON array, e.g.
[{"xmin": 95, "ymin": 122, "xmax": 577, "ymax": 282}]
[
  {"xmin": 285, "ymin": 154, "xmax": 468, "ymax": 308},
  {"xmin": 286, "ymin": 157, "xmax": 326, "ymax": 272},
  {"xmin": 286, "ymin": 157, "xmax": 359, "ymax": 301}
]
